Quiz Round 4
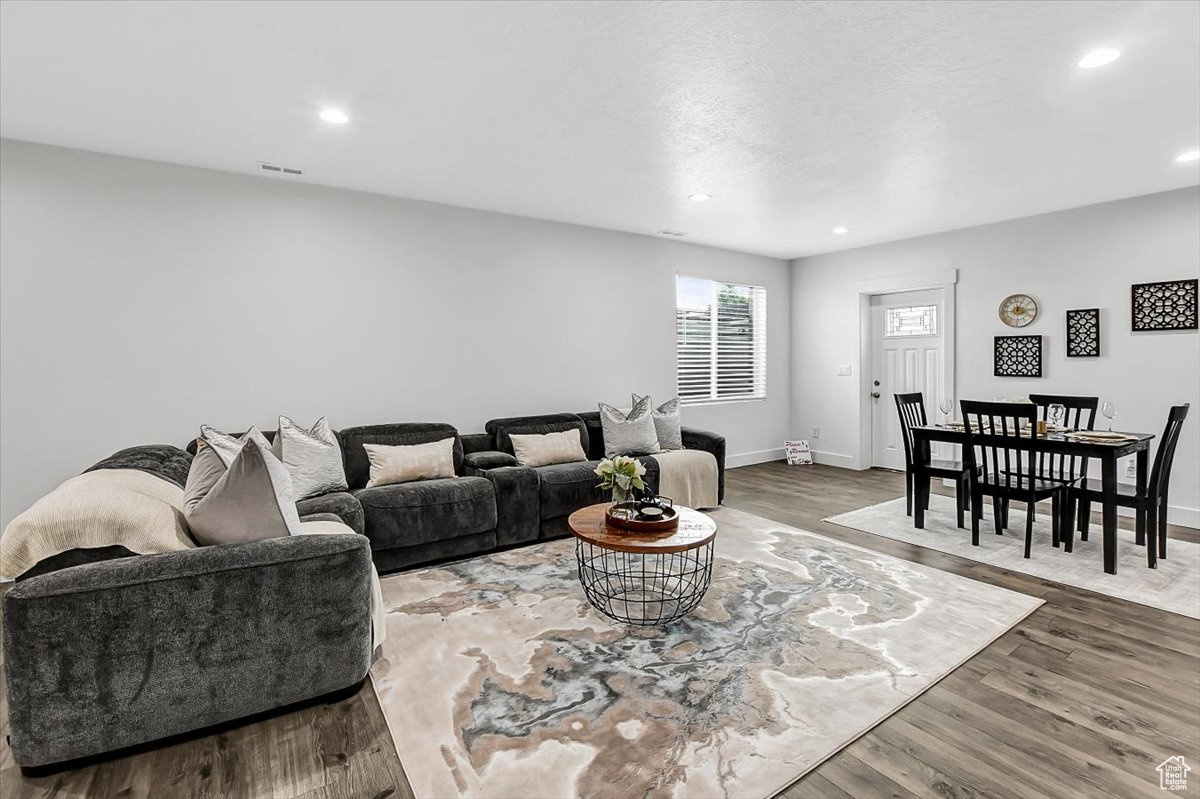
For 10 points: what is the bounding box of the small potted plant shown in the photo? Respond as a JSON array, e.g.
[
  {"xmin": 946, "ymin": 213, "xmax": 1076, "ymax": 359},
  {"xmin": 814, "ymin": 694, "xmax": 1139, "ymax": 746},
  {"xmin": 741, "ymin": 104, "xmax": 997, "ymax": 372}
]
[{"xmin": 594, "ymin": 456, "xmax": 647, "ymax": 518}]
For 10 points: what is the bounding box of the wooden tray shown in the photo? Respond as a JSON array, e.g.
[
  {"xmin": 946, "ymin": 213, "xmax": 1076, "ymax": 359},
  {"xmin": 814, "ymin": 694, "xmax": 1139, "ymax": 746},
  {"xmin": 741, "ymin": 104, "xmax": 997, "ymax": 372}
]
[{"xmin": 605, "ymin": 502, "xmax": 680, "ymax": 533}]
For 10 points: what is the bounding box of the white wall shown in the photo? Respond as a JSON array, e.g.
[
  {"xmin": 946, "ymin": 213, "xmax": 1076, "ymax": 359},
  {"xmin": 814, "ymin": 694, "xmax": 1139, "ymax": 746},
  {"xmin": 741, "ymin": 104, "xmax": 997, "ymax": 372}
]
[
  {"xmin": 0, "ymin": 139, "xmax": 791, "ymax": 526},
  {"xmin": 791, "ymin": 187, "xmax": 1200, "ymax": 526}
]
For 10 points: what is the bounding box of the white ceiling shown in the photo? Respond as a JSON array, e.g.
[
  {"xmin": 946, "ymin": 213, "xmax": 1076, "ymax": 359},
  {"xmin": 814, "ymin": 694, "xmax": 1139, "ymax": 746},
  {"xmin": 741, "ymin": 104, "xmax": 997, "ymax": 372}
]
[{"xmin": 2, "ymin": 0, "xmax": 1198, "ymax": 259}]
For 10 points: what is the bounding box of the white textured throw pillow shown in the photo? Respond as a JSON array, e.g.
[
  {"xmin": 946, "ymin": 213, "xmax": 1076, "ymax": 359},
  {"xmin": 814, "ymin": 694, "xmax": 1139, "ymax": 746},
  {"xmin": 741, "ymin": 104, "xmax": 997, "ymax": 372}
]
[
  {"xmin": 364, "ymin": 437, "xmax": 456, "ymax": 487},
  {"xmin": 510, "ymin": 429, "xmax": 588, "ymax": 467},
  {"xmin": 599, "ymin": 396, "xmax": 661, "ymax": 457},
  {"xmin": 272, "ymin": 416, "xmax": 348, "ymax": 500},
  {"xmin": 632, "ymin": 393, "xmax": 683, "ymax": 450},
  {"xmin": 184, "ymin": 437, "xmax": 303, "ymax": 546}
]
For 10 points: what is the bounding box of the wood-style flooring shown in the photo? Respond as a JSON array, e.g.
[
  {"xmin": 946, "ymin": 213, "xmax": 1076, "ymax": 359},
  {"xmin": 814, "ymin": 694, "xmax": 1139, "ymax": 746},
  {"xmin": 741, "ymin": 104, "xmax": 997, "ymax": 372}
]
[{"xmin": 2, "ymin": 462, "xmax": 1197, "ymax": 798}]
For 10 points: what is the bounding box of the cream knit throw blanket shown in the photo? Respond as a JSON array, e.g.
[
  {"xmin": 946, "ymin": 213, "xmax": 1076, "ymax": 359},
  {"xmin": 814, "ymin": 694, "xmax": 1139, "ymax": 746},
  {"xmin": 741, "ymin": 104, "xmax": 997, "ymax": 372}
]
[
  {"xmin": 1, "ymin": 469, "xmax": 194, "ymax": 581},
  {"xmin": 651, "ymin": 449, "xmax": 720, "ymax": 510},
  {"xmin": 1, "ymin": 472, "xmax": 386, "ymax": 648}
]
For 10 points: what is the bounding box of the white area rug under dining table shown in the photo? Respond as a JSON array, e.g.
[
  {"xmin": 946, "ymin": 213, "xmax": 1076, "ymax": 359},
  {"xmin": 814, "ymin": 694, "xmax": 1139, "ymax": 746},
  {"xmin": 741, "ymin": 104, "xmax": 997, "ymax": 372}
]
[
  {"xmin": 827, "ymin": 494, "xmax": 1200, "ymax": 619},
  {"xmin": 370, "ymin": 506, "xmax": 1041, "ymax": 799}
]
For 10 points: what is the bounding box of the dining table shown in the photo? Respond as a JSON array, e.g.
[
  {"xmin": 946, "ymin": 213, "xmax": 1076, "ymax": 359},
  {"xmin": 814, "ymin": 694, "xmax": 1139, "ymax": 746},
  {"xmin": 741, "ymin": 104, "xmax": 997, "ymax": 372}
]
[{"xmin": 909, "ymin": 423, "xmax": 1155, "ymax": 575}]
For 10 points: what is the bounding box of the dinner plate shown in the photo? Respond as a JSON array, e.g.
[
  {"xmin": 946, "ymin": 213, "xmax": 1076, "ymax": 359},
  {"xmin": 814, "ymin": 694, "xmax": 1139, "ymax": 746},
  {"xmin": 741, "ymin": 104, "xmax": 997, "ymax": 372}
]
[{"xmin": 1068, "ymin": 431, "xmax": 1138, "ymax": 442}]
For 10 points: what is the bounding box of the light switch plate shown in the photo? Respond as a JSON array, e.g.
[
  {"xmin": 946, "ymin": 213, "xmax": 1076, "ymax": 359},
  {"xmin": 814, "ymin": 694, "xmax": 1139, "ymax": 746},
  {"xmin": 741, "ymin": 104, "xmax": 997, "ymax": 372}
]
[{"xmin": 836, "ymin": 364, "xmax": 852, "ymax": 376}]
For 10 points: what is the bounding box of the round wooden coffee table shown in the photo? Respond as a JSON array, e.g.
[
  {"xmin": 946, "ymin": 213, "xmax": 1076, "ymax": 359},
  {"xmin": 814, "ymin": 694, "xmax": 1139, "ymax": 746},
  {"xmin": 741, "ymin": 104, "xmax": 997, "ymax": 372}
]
[{"xmin": 567, "ymin": 503, "xmax": 717, "ymax": 625}]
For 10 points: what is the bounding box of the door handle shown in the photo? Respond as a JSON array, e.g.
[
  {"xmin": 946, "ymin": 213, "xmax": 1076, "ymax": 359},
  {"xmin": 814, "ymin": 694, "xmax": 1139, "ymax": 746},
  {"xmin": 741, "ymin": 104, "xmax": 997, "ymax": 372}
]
[{"xmin": 871, "ymin": 391, "xmax": 881, "ymax": 399}]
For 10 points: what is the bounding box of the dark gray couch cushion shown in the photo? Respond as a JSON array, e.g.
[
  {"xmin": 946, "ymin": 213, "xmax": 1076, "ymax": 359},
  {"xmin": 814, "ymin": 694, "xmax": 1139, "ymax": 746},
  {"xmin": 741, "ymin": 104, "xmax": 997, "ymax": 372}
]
[
  {"xmin": 338, "ymin": 423, "xmax": 463, "ymax": 490},
  {"xmin": 295, "ymin": 491, "xmax": 365, "ymax": 535},
  {"xmin": 353, "ymin": 477, "xmax": 496, "ymax": 550},
  {"xmin": 535, "ymin": 460, "xmax": 607, "ymax": 520},
  {"xmin": 536, "ymin": 457, "xmax": 661, "ymax": 520},
  {"xmin": 84, "ymin": 445, "xmax": 193, "ymax": 489},
  {"xmin": 15, "ymin": 546, "xmax": 137, "ymax": 582},
  {"xmin": 485, "ymin": 414, "xmax": 589, "ymax": 458}
]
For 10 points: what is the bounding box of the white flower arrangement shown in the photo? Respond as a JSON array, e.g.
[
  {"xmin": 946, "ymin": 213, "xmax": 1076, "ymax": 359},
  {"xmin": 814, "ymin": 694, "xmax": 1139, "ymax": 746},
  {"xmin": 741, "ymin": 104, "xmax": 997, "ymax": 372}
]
[{"xmin": 594, "ymin": 455, "xmax": 647, "ymax": 497}]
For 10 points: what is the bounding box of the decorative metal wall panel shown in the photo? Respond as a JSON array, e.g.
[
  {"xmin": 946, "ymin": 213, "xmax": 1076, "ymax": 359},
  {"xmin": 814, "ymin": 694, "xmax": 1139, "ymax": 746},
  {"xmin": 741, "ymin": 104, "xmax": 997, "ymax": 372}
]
[
  {"xmin": 1131, "ymin": 279, "xmax": 1198, "ymax": 331},
  {"xmin": 1066, "ymin": 308, "xmax": 1100, "ymax": 357},
  {"xmin": 994, "ymin": 335, "xmax": 1042, "ymax": 377}
]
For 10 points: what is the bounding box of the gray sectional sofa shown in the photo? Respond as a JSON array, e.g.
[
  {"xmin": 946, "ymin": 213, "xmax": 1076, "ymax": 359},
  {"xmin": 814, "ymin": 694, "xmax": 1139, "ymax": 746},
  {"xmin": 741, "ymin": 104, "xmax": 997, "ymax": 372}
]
[
  {"xmin": 186, "ymin": 412, "xmax": 725, "ymax": 572},
  {"xmin": 3, "ymin": 410, "xmax": 724, "ymax": 769}
]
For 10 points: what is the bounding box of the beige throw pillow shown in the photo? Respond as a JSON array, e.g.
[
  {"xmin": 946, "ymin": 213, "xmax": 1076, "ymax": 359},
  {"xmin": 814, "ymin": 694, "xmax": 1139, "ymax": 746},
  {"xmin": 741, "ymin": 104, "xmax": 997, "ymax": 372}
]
[
  {"xmin": 510, "ymin": 429, "xmax": 587, "ymax": 467},
  {"xmin": 364, "ymin": 437, "xmax": 456, "ymax": 487}
]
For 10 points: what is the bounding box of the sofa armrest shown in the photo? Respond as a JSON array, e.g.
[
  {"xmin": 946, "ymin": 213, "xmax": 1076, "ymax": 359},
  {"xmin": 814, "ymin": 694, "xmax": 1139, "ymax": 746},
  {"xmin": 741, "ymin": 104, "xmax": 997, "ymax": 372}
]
[
  {"xmin": 681, "ymin": 426, "xmax": 727, "ymax": 503},
  {"xmin": 460, "ymin": 432, "xmax": 496, "ymax": 455},
  {"xmin": 463, "ymin": 450, "xmax": 519, "ymax": 473},
  {"xmin": 3, "ymin": 534, "xmax": 374, "ymax": 767},
  {"xmin": 476, "ymin": 465, "xmax": 540, "ymax": 547}
]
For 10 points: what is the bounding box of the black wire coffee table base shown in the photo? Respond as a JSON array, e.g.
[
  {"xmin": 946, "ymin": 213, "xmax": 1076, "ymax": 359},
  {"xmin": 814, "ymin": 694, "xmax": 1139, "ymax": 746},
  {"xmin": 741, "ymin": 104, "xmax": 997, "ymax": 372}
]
[{"xmin": 575, "ymin": 539, "xmax": 714, "ymax": 625}]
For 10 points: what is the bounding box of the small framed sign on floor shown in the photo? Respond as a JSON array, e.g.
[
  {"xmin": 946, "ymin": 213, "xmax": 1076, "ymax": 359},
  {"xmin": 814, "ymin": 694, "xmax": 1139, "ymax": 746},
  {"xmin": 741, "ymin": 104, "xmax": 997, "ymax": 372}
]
[{"xmin": 785, "ymin": 440, "xmax": 813, "ymax": 465}]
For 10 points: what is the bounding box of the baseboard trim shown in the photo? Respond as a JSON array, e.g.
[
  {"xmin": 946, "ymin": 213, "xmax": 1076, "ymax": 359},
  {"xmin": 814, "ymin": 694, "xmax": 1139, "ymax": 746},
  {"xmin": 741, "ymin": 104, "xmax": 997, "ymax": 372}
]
[
  {"xmin": 1166, "ymin": 505, "xmax": 1199, "ymax": 529},
  {"xmin": 727, "ymin": 448, "xmax": 786, "ymax": 468},
  {"xmin": 811, "ymin": 450, "xmax": 857, "ymax": 469}
]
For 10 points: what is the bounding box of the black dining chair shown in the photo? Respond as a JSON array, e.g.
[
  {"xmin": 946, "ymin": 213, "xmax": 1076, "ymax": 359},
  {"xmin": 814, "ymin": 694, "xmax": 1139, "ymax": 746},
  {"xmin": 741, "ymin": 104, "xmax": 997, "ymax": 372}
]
[
  {"xmin": 1028, "ymin": 393, "xmax": 1098, "ymax": 532},
  {"xmin": 1029, "ymin": 393, "xmax": 1099, "ymax": 433},
  {"xmin": 1066, "ymin": 404, "xmax": 1189, "ymax": 569},
  {"xmin": 960, "ymin": 400, "xmax": 1070, "ymax": 557},
  {"xmin": 895, "ymin": 392, "xmax": 972, "ymax": 528}
]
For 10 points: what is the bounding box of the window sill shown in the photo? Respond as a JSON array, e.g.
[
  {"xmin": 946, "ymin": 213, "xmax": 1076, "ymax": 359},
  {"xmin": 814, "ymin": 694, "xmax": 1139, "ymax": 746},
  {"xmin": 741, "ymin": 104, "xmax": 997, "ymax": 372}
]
[{"xmin": 680, "ymin": 397, "xmax": 767, "ymax": 408}]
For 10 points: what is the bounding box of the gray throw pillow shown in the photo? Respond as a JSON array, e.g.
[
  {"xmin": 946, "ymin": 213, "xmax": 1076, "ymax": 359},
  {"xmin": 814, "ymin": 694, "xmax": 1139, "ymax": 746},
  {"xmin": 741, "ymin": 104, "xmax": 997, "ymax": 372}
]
[
  {"xmin": 632, "ymin": 393, "xmax": 683, "ymax": 451},
  {"xmin": 200, "ymin": 424, "xmax": 273, "ymax": 467},
  {"xmin": 272, "ymin": 416, "xmax": 348, "ymax": 500},
  {"xmin": 183, "ymin": 437, "xmax": 303, "ymax": 546},
  {"xmin": 598, "ymin": 396, "xmax": 661, "ymax": 457}
]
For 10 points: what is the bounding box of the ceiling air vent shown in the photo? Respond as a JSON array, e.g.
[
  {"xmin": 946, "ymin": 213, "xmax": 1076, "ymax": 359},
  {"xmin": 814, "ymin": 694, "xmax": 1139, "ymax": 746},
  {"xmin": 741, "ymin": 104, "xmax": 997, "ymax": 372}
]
[
  {"xmin": 258, "ymin": 162, "xmax": 303, "ymax": 176},
  {"xmin": 658, "ymin": 229, "xmax": 687, "ymax": 237}
]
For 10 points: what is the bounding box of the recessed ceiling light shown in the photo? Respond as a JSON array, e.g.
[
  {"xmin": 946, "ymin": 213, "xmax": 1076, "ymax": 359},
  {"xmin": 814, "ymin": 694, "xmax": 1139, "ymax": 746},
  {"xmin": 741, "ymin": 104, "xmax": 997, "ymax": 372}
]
[
  {"xmin": 1078, "ymin": 48, "xmax": 1121, "ymax": 69},
  {"xmin": 832, "ymin": 226, "xmax": 849, "ymax": 235},
  {"xmin": 1175, "ymin": 150, "xmax": 1200, "ymax": 163},
  {"xmin": 319, "ymin": 108, "xmax": 349, "ymax": 124},
  {"xmin": 688, "ymin": 193, "xmax": 712, "ymax": 202}
]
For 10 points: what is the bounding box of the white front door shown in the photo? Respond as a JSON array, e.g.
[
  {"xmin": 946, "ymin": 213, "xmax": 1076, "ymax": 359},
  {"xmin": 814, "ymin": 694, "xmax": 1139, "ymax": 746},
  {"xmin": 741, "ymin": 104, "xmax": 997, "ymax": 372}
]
[{"xmin": 870, "ymin": 289, "xmax": 947, "ymax": 470}]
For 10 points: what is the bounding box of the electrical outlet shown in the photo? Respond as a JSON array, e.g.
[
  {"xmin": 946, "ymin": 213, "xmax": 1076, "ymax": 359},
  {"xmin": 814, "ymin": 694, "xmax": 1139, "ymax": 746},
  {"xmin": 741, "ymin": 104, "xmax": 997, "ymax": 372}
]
[
  {"xmin": 836, "ymin": 364, "xmax": 852, "ymax": 376},
  {"xmin": 812, "ymin": 427, "xmax": 820, "ymax": 439},
  {"xmin": 1125, "ymin": 459, "xmax": 1137, "ymax": 479}
]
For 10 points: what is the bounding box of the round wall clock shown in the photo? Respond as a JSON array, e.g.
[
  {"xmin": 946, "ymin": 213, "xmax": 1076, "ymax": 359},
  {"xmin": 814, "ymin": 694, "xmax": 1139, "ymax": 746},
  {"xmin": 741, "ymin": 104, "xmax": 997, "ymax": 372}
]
[{"xmin": 999, "ymin": 294, "xmax": 1038, "ymax": 327}]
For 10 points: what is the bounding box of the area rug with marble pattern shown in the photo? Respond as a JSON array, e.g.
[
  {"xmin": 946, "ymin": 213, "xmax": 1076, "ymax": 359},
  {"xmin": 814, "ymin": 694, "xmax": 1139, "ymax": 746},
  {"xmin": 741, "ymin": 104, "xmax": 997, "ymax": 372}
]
[
  {"xmin": 826, "ymin": 494, "xmax": 1200, "ymax": 619},
  {"xmin": 369, "ymin": 506, "xmax": 1042, "ymax": 799}
]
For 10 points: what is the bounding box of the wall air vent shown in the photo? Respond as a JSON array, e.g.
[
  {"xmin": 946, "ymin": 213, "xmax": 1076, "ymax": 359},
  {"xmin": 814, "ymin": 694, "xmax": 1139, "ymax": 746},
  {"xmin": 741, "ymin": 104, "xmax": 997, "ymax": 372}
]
[
  {"xmin": 258, "ymin": 162, "xmax": 303, "ymax": 176},
  {"xmin": 658, "ymin": 229, "xmax": 687, "ymax": 237}
]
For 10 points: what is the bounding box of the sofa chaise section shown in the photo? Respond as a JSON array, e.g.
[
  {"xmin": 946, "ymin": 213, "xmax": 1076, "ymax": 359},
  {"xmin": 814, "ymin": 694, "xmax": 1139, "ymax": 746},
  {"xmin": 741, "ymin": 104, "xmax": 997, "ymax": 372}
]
[{"xmin": 3, "ymin": 533, "xmax": 374, "ymax": 768}]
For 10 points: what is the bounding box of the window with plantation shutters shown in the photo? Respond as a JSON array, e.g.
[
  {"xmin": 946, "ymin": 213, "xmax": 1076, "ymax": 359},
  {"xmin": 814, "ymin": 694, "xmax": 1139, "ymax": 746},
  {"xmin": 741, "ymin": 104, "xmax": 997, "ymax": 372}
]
[{"xmin": 676, "ymin": 276, "xmax": 767, "ymax": 405}]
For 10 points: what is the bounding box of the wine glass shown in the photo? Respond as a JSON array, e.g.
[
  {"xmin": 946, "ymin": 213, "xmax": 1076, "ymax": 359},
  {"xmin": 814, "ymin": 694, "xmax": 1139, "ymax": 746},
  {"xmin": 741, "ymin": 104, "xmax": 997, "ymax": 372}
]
[
  {"xmin": 1101, "ymin": 401, "xmax": 1118, "ymax": 431},
  {"xmin": 938, "ymin": 398, "xmax": 953, "ymax": 425},
  {"xmin": 1047, "ymin": 403, "xmax": 1066, "ymax": 431}
]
